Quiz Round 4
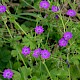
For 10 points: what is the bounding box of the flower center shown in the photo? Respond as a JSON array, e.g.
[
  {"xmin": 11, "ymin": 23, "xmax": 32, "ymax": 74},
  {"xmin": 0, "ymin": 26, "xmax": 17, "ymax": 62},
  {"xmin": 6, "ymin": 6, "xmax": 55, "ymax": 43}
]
[
  {"xmin": 44, "ymin": 53, "xmax": 46, "ymax": 56},
  {"xmin": 66, "ymin": 35, "xmax": 69, "ymax": 38},
  {"xmin": 6, "ymin": 72, "xmax": 10, "ymax": 77},
  {"xmin": 25, "ymin": 49, "xmax": 28, "ymax": 52},
  {"xmin": 43, "ymin": 4, "xmax": 46, "ymax": 7},
  {"xmin": 54, "ymin": 7, "xmax": 57, "ymax": 10},
  {"xmin": 38, "ymin": 29, "xmax": 41, "ymax": 32},
  {"xmin": 70, "ymin": 12, "xmax": 73, "ymax": 14}
]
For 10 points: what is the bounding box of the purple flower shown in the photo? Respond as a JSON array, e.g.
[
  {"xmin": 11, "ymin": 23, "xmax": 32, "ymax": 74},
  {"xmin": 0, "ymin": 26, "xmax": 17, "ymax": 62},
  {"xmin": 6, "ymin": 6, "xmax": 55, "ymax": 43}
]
[
  {"xmin": 51, "ymin": 5, "xmax": 60, "ymax": 12},
  {"xmin": 32, "ymin": 48, "xmax": 41, "ymax": 58},
  {"xmin": 58, "ymin": 38, "xmax": 68, "ymax": 47},
  {"xmin": 22, "ymin": 46, "xmax": 31, "ymax": 56},
  {"xmin": 66, "ymin": 9, "xmax": 76, "ymax": 17},
  {"xmin": 63, "ymin": 32, "xmax": 73, "ymax": 40},
  {"xmin": 39, "ymin": 1, "xmax": 50, "ymax": 9},
  {"xmin": 0, "ymin": 5, "xmax": 6, "ymax": 13},
  {"xmin": 41, "ymin": 49, "xmax": 50, "ymax": 59},
  {"xmin": 3, "ymin": 69, "xmax": 13, "ymax": 79},
  {"xmin": 35, "ymin": 26, "xmax": 44, "ymax": 34}
]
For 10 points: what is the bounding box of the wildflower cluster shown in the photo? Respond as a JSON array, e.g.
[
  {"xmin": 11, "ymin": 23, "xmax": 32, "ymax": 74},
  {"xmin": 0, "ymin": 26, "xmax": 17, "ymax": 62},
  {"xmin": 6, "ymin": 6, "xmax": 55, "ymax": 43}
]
[
  {"xmin": 22, "ymin": 46, "xmax": 50, "ymax": 59},
  {"xmin": 59, "ymin": 32, "xmax": 73, "ymax": 47},
  {"xmin": 21, "ymin": 24, "xmax": 51, "ymax": 59},
  {"xmin": 22, "ymin": 24, "xmax": 50, "ymax": 59},
  {"xmin": 40, "ymin": 1, "xmax": 60, "ymax": 12},
  {"xmin": 39, "ymin": 1, "xmax": 74, "ymax": 47},
  {"xmin": 1, "ymin": 0, "xmax": 78, "ymax": 80},
  {"xmin": 39, "ymin": 1, "xmax": 76, "ymax": 17}
]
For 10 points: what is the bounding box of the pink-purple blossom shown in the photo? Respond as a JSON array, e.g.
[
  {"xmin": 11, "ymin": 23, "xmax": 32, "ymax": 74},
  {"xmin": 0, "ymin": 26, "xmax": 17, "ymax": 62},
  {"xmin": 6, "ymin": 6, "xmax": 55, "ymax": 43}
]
[
  {"xmin": 41, "ymin": 49, "xmax": 50, "ymax": 59},
  {"xmin": 22, "ymin": 46, "xmax": 31, "ymax": 56},
  {"xmin": 66, "ymin": 9, "xmax": 76, "ymax": 17},
  {"xmin": 32, "ymin": 48, "xmax": 41, "ymax": 58},
  {"xmin": 39, "ymin": 1, "xmax": 50, "ymax": 9},
  {"xmin": 3, "ymin": 69, "xmax": 13, "ymax": 79},
  {"xmin": 58, "ymin": 38, "xmax": 68, "ymax": 47},
  {"xmin": 0, "ymin": 5, "xmax": 6, "ymax": 13},
  {"xmin": 35, "ymin": 26, "xmax": 44, "ymax": 34},
  {"xmin": 51, "ymin": 5, "xmax": 60, "ymax": 12},
  {"xmin": 63, "ymin": 32, "xmax": 73, "ymax": 40}
]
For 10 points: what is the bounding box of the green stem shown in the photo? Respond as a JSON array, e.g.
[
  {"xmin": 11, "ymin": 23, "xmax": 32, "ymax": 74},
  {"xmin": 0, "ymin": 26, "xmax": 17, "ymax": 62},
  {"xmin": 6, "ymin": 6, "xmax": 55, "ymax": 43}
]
[
  {"xmin": 11, "ymin": 14, "xmax": 36, "ymax": 22},
  {"xmin": 40, "ymin": 60, "xmax": 42, "ymax": 76},
  {"xmin": 5, "ymin": 23, "xmax": 13, "ymax": 38},
  {"xmin": 22, "ymin": 0, "xmax": 37, "ymax": 10},
  {"xmin": 16, "ymin": 48, "xmax": 27, "ymax": 69},
  {"xmin": 46, "ymin": 32, "xmax": 49, "ymax": 45},
  {"xmin": 47, "ymin": 0, "xmax": 50, "ymax": 3},
  {"xmin": 57, "ymin": 76, "xmax": 58, "ymax": 80},
  {"xmin": 9, "ymin": 60, "xmax": 12, "ymax": 69},
  {"xmin": 65, "ymin": 17, "xmax": 70, "ymax": 26},
  {"xmin": 14, "ymin": 21, "xmax": 28, "ymax": 37},
  {"xmin": 68, "ymin": 65, "xmax": 71, "ymax": 80},
  {"xmin": 59, "ymin": 12, "xmax": 65, "ymax": 32},
  {"xmin": 43, "ymin": 60, "xmax": 53, "ymax": 80},
  {"xmin": 67, "ymin": 53, "xmax": 71, "ymax": 80},
  {"xmin": 2, "ymin": 16, "xmax": 13, "ymax": 38},
  {"xmin": 67, "ymin": 0, "xmax": 73, "ymax": 9}
]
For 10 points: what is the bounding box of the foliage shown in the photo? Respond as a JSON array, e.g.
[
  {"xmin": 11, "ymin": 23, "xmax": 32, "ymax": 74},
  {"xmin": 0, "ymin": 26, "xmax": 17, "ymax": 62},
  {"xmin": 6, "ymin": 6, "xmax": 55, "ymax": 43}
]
[{"xmin": 0, "ymin": 0, "xmax": 80, "ymax": 80}]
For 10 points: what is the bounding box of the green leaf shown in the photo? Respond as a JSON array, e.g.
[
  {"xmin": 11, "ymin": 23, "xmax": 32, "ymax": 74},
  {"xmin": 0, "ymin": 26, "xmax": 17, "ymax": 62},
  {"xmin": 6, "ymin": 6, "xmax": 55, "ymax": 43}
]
[
  {"xmin": 9, "ymin": 14, "xmax": 18, "ymax": 22},
  {"xmin": 19, "ymin": 66, "xmax": 32, "ymax": 79},
  {"xmin": 21, "ymin": 24, "xmax": 30, "ymax": 32},
  {"xmin": 70, "ymin": 54, "xmax": 80, "ymax": 65},
  {"xmin": 50, "ymin": 68, "xmax": 68, "ymax": 78},
  {"xmin": 32, "ymin": 76, "xmax": 37, "ymax": 80},
  {"xmin": 11, "ymin": 50, "xmax": 18, "ymax": 57},
  {"xmin": 13, "ymin": 70, "xmax": 21, "ymax": 80},
  {"xmin": 71, "ymin": 65, "xmax": 80, "ymax": 79},
  {"xmin": 13, "ymin": 36, "xmax": 22, "ymax": 41},
  {"xmin": 0, "ymin": 47, "xmax": 11, "ymax": 62},
  {"xmin": 22, "ymin": 36, "xmax": 37, "ymax": 49},
  {"xmin": 40, "ymin": 75, "xmax": 47, "ymax": 80},
  {"xmin": 13, "ymin": 62, "xmax": 21, "ymax": 70}
]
